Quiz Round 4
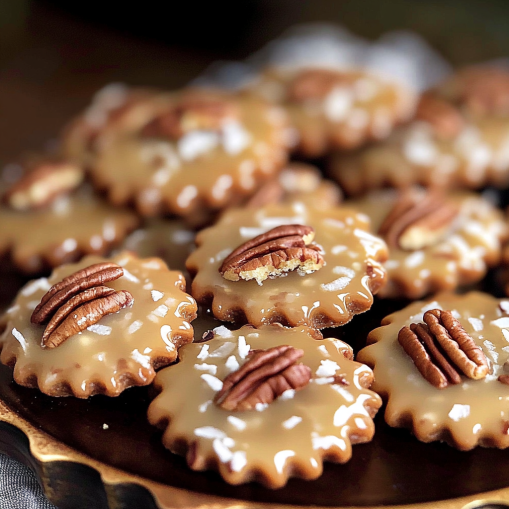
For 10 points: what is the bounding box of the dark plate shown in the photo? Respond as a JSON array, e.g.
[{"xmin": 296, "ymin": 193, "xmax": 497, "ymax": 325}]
[{"xmin": 1, "ymin": 274, "xmax": 509, "ymax": 509}]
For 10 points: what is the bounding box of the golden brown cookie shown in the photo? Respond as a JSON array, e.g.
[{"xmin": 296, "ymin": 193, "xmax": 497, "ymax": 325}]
[
  {"xmin": 187, "ymin": 202, "xmax": 388, "ymax": 328},
  {"xmin": 346, "ymin": 188, "xmax": 508, "ymax": 299},
  {"xmin": 87, "ymin": 88, "xmax": 289, "ymax": 218},
  {"xmin": 0, "ymin": 159, "xmax": 139, "ymax": 274},
  {"xmin": 330, "ymin": 66, "xmax": 509, "ymax": 195},
  {"xmin": 0, "ymin": 252, "xmax": 197, "ymax": 397},
  {"xmin": 147, "ymin": 324, "xmax": 381, "ymax": 487},
  {"xmin": 346, "ymin": 188, "xmax": 506, "ymax": 299},
  {"xmin": 248, "ymin": 67, "xmax": 416, "ymax": 157},
  {"xmin": 358, "ymin": 292, "xmax": 509, "ymax": 450}
]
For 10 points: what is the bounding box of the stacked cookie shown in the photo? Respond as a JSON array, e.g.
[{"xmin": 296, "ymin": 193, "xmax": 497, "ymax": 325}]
[{"xmin": 3, "ymin": 32, "xmax": 509, "ymax": 490}]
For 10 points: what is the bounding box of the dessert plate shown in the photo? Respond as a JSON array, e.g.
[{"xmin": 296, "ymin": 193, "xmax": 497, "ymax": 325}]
[{"xmin": 1, "ymin": 280, "xmax": 509, "ymax": 509}]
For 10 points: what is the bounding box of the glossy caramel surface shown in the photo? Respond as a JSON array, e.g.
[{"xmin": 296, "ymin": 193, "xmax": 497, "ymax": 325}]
[
  {"xmin": 359, "ymin": 292, "xmax": 509, "ymax": 450},
  {"xmin": 90, "ymin": 90, "xmax": 289, "ymax": 216},
  {"xmin": 0, "ymin": 252, "xmax": 196, "ymax": 397},
  {"xmin": 332, "ymin": 116, "xmax": 509, "ymax": 194},
  {"xmin": 250, "ymin": 67, "xmax": 416, "ymax": 156},
  {"xmin": 3, "ymin": 295, "xmax": 509, "ymax": 505},
  {"xmin": 348, "ymin": 189, "xmax": 506, "ymax": 298},
  {"xmin": 0, "ymin": 185, "xmax": 139, "ymax": 273},
  {"xmin": 187, "ymin": 202, "xmax": 388, "ymax": 328},
  {"xmin": 148, "ymin": 324, "xmax": 381, "ymax": 488}
]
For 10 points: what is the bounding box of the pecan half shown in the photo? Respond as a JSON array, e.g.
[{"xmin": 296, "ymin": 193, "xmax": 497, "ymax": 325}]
[
  {"xmin": 415, "ymin": 94, "xmax": 464, "ymax": 139},
  {"xmin": 219, "ymin": 225, "xmax": 324, "ymax": 284},
  {"xmin": 214, "ymin": 345, "xmax": 311, "ymax": 411},
  {"xmin": 398, "ymin": 309, "xmax": 489, "ymax": 389},
  {"xmin": 287, "ymin": 69, "xmax": 354, "ymax": 102},
  {"xmin": 141, "ymin": 95, "xmax": 238, "ymax": 140},
  {"xmin": 3, "ymin": 160, "xmax": 84, "ymax": 211},
  {"xmin": 378, "ymin": 189, "xmax": 459, "ymax": 251},
  {"xmin": 31, "ymin": 262, "xmax": 124, "ymax": 325},
  {"xmin": 31, "ymin": 261, "xmax": 133, "ymax": 348},
  {"xmin": 42, "ymin": 288, "xmax": 133, "ymax": 349}
]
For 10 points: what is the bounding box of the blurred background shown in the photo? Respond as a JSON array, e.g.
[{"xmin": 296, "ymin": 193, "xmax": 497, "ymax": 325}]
[{"xmin": 1, "ymin": 0, "xmax": 509, "ymax": 165}]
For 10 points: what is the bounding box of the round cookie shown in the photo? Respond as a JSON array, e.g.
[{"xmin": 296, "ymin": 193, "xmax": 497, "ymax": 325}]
[
  {"xmin": 358, "ymin": 292, "xmax": 509, "ymax": 450},
  {"xmin": 347, "ymin": 188, "xmax": 506, "ymax": 299},
  {"xmin": 248, "ymin": 67, "xmax": 416, "ymax": 157},
  {"xmin": 147, "ymin": 324, "xmax": 382, "ymax": 487},
  {"xmin": 187, "ymin": 202, "xmax": 388, "ymax": 328},
  {"xmin": 0, "ymin": 252, "xmax": 197, "ymax": 397},
  {"xmin": 88, "ymin": 88, "xmax": 290, "ymax": 218},
  {"xmin": 0, "ymin": 159, "xmax": 140, "ymax": 274},
  {"xmin": 330, "ymin": 66, "xmax": 509, "ymax": 195}
]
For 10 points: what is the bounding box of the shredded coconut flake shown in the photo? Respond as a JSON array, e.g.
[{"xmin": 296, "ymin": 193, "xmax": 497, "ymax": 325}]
[
  {"xmin": 151, "ymin": 290, "xmax": 164, "ymax": 302},
  {"xmin": 201, "ymin": 374, "xmax": 223, "ymax": 392},
  {"xmin": 238, "ymin": 336, "xmax": 251, "ymax": 359},
  {"xmin": 197, "ymin": 344, "xmax": 210, "ymax": 360},
  {"xmin": 227, "ymin": 415, "xmax": 247, "ymax": 431},
  {"xmin": 87, "ymin": 324, "xmax": 112, "ymax": 336},
  {"xmin": 282, "ymin": 416, "xmax": 302, "ymax": 429},
  {"xmin": 316, "ymin": 359, "xmax": 339, "ymax": 377}
]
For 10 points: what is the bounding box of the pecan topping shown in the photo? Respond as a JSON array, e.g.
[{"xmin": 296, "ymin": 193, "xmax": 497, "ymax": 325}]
[
  {"xmin": 378, "ymin": 189, "xmax": 459, "ymax": 250},
  {"xmin": 31, "ymin": 262, "xmax": 133, "ymax": 348},
  {"xmin": 398, "ymin": 309, "xmax": 489, "ymax": 389},
  {"xmin": 287, "ymin": 69, "xmax": 354, "ymax": 102},
  {"xmin": 3, "ymin": 160, "xmax": 84, "ymax": 211},
  {"xmin": 214, "ymin": 345, "xmax": 311, "ymax": 411},
  {"xmin": 219, "ymin": 225, "xmax": 324, "ymax": 284},
  {"xmin": 141, "ymin": 95, "xmax": 238, "ymax": 140},
  {"xmin": 498, "ymin": 375, "xmax": 509, "ymax": 386},
  {"xmin": 415, "ymin": 94, "xmax": 464, "ymax": 139}
]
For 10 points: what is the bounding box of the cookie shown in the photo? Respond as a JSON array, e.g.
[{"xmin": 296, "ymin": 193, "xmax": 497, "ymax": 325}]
[
  {"xmin": 187, "ymin": 202, "xmax": 388, "ymax": 328},
  {"xmin": 87, "ymin": 88, "xmax": 289, "ymax": 217},
  {"xmin": 330, "ymin": 65, "xmax": 509, "ymax": 195},
  {"xmin": 248, "ymin": 67, "xmax": 416, "ymax": 157},
  {"xmin": 346, "ymin": 188, "xmax": 506, "ymax": 299},
  {"xmin": 0, "ymin": 252, "xmax": 197, "ymax": 397},
  {"xmin": 358, "ymin": 292, "xmax": 509, "ymax": 450},
  {"xmin": 0, "ymin": 158, "xmax": 140, "ymax": 274},
  {"xmin": 147, "ymin": 324, "xmax": 381, "ymax": 487}
]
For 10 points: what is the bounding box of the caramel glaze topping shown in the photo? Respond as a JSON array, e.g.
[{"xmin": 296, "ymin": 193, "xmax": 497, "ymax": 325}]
[
  {"xmin": 148, "ymin": 324, "xmax": 381, "ymax": 487},
  {"xmin": 90, "ymin": 89, "xmax": 289, "ymax": 217},
  {"xmin": 347, "ymin": 189, "xmax": 506, "ymax": 299},
  {"xmin": 187, "ymin": 202, "xmax": 388, "ymax": 329},
  {"xmin": 0, "ymin": 252, "xmax": 197, "ymax": 397},
  {"xmin": 250, "ymin": 67, "xmax": 416, "ymax": 156},
  {"xmin": 0, "ymin": 185, "xmax": 140, "ymax": 274},
  {"xmin": 358, "ymin": 292, "xmax": 509, "ymax": 450}
]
